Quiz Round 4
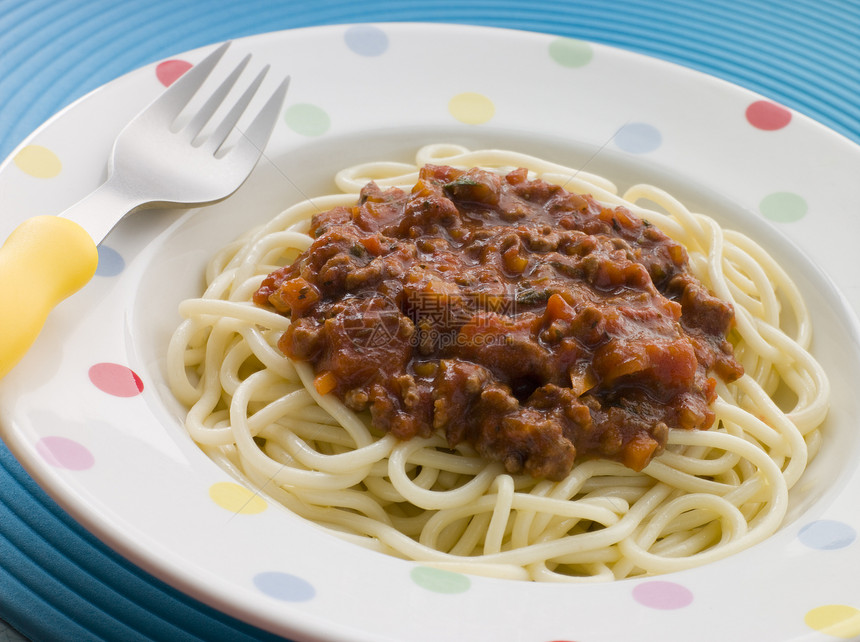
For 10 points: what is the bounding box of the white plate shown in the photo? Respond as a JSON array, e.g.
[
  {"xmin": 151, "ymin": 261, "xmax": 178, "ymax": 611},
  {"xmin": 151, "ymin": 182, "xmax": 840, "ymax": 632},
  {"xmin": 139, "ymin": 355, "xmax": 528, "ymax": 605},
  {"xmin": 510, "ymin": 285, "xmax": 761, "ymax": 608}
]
[{"xmin": 2, "ymin": 23, "xmax": 860, "ymax": 642}]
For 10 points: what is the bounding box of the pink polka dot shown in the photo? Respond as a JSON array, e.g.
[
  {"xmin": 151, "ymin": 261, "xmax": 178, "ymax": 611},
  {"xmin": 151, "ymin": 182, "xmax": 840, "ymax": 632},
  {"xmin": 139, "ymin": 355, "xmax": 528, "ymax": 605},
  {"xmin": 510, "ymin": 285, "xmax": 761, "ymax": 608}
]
[
  {"xmin": 36, "ymin": 436, "xmax": 94, "ymax": 470},
  {"xmin": 746, "ymin": 100, "xmax": 792, "ymax": 130},
  {"xmin": 632, "ymin": 580, "xmax": 694, "ymax": 610},
  {"xmin": 88, "ymin": 363, "xmax": 144, "ymax": 397},
  {"xmin": 156, "ymin": 59, "xmax": 192, "ymax": 87}
]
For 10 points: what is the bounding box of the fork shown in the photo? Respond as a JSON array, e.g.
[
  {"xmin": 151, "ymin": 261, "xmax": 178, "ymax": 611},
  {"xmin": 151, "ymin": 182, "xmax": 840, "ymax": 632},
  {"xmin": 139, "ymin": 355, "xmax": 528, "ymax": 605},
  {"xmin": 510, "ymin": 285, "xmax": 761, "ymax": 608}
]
[{"xmin": 0, "ymin": 41, "xmax": 289, "ymax": 379}]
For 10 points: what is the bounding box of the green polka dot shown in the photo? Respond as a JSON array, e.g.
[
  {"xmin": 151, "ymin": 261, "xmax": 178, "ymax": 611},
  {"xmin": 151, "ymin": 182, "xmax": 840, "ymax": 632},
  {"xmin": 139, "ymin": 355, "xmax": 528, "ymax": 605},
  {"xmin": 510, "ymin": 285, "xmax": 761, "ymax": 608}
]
[
  {"xmin": 284, "ymin": 103, "xmax": 330, "ymax": 136},
  {"xmin": 549, "ymin": 38, "xmax": 594, "ymax": 68},
  {"xmin": 410, "ymin": 566, "xmax": 471, "ymax": 594},
  {"xmin": 759, "ymin": 191, "xmax": 808, "ymax": 222}
]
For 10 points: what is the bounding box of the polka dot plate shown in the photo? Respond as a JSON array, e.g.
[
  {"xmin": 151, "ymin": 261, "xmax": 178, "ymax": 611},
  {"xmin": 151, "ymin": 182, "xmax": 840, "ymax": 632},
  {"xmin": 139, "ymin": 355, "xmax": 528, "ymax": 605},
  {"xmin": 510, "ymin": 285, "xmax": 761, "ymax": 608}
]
[{"xmin": 2, "ymin": 23, "xmax": 860, "ymax": 641}]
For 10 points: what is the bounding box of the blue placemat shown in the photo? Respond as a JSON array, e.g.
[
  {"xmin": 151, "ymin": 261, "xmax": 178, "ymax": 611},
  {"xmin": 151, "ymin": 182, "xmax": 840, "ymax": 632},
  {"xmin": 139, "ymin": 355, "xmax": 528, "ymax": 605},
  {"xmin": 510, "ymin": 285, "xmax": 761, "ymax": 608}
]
[{"xmin": 1, "ymin": 1, "xmax": 858, "ymax": 640}]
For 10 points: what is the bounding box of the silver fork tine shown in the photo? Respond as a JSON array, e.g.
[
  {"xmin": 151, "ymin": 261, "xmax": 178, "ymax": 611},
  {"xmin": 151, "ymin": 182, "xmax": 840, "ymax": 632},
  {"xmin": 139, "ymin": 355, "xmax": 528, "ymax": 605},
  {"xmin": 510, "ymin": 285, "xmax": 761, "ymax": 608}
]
[
  {"xmin": 150, "ymin": 41, "xmax": 231, "ymax": 121},
  {"xmin": 237, "ymin": 76, "xmax": 291, "ymax": 153},
  {"xmin": 185, "ymin": 53, "xmax": 251, "ymax": 142},
  {"xmin": 205, "ymin": 64, "xmax": 270, "ymax": 154}
]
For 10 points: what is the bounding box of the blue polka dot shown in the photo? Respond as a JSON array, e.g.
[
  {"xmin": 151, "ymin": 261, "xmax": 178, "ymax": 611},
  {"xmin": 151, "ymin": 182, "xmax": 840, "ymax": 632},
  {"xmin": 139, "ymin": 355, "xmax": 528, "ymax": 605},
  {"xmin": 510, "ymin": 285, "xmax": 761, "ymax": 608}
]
[
  {"xmin": 344, "ymin": 25, "xmax": 389, "ymax": 56},
  {"xmin": 253, "ymin": 571, "xmax": 315, "ymax": 602},
  {"xmin": 613, "ymin": 122, "xmax": 662, "ymax": 154},
  {"xmin": 95, "ymin": 245, "xmax": 125, "ymax": 277},
  {"xmin": 798, "ymin": 520, "xmax": 857, "ymax": 550}
]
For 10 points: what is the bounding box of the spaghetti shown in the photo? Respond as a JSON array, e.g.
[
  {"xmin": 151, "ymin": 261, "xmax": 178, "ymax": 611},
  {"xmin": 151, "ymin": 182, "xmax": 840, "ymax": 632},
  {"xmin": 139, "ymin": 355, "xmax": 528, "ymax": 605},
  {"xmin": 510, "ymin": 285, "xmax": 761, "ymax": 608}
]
[{"xmin": 167, "ymin": 145, "xmax": 829, "ymax": 581}]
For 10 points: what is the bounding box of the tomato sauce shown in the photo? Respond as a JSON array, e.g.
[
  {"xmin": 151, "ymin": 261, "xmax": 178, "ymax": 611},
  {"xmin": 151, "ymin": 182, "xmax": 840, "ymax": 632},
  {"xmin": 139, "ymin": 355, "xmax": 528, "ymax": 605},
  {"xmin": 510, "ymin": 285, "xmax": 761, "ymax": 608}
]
[{"xmin": 255, "ymin": 165, "xmax": 743, "ymax": 480}]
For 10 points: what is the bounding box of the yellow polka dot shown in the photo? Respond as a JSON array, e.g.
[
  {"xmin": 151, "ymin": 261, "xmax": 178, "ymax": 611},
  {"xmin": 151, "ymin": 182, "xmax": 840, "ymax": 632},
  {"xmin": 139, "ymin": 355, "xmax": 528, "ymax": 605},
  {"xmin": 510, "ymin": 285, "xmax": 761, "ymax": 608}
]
[
  {"xmin": 13, "ymin": 145, "xmax": 62, "ymax": 178},
  {"xmin": 208, "ymin": 481, "xmax": 267, "ymax": 515},
  {"xmin": 805, "ymin": 605, "xmax": 860, "ymax": 639},
  {"xmin": 448, "ymin": 92, "xmax": 495, "ymax": 125}
]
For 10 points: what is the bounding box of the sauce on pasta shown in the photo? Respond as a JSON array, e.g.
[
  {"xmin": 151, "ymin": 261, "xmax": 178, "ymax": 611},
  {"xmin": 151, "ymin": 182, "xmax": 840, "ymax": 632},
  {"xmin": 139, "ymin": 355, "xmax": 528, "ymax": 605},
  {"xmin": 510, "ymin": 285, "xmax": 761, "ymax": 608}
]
[
  {"xmin": 255, "ymin": 164, "xmax": 743, "ymax": 480},
  {"xmin": 168, "ymin": 145, "xmax": 828, "ymax": 581}
]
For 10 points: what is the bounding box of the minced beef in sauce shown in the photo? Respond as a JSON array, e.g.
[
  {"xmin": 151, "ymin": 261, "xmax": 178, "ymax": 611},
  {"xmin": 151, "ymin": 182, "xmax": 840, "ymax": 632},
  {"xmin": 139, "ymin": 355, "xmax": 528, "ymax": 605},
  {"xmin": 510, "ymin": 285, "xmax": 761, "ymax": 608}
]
[{"xmin": 254, "ymin": 165, "xmax": 743, "ymax": 481}]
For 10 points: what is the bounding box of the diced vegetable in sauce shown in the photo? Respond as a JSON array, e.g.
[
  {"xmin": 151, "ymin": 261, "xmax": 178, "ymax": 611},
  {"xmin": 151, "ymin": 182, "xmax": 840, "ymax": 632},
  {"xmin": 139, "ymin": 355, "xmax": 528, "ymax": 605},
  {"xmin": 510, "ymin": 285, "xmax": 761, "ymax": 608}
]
[{"xmin": 255, "ymin": 165, "xmax": 742, "ymax": 480}]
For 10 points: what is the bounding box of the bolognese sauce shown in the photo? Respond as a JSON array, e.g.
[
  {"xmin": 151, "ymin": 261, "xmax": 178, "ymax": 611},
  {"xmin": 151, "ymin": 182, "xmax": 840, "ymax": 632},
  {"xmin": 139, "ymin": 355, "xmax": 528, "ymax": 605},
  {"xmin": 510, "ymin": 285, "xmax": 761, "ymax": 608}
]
[{"xmin": 254, "ymin": 165, "xmax": 743, "ymax": 480}]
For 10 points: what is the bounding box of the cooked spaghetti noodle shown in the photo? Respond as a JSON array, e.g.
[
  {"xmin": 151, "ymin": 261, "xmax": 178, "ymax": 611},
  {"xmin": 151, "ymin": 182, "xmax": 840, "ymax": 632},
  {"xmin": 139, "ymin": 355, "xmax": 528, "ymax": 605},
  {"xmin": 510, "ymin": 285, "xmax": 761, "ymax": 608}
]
[{"xmin": 167, "ymin": 145, "xmax": 829, "ymax": 581}]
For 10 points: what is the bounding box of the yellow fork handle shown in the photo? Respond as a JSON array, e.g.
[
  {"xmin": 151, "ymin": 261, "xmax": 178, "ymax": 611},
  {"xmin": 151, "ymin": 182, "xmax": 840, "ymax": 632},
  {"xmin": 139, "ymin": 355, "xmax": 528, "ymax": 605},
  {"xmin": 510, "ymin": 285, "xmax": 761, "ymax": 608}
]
[{"xmin": 0, "ymin": 216, "xmax": 98, "ymax": 379}]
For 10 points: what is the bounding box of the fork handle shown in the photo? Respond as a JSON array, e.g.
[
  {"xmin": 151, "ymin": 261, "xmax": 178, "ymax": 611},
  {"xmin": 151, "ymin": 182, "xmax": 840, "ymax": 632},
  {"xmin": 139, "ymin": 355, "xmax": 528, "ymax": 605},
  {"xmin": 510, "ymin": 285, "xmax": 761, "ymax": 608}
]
[{"xmin": 0, "ymin": 215, "xmax": 98, "ymax": 379}]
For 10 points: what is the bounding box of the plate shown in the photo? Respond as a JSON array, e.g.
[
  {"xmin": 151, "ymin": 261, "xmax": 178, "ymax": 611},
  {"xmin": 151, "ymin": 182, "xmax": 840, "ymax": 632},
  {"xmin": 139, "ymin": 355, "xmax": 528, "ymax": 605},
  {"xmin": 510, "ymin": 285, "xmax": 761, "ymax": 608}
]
[{"xmin": 2, "ymin": 23, "xmax": 860, "ymax": 641}]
